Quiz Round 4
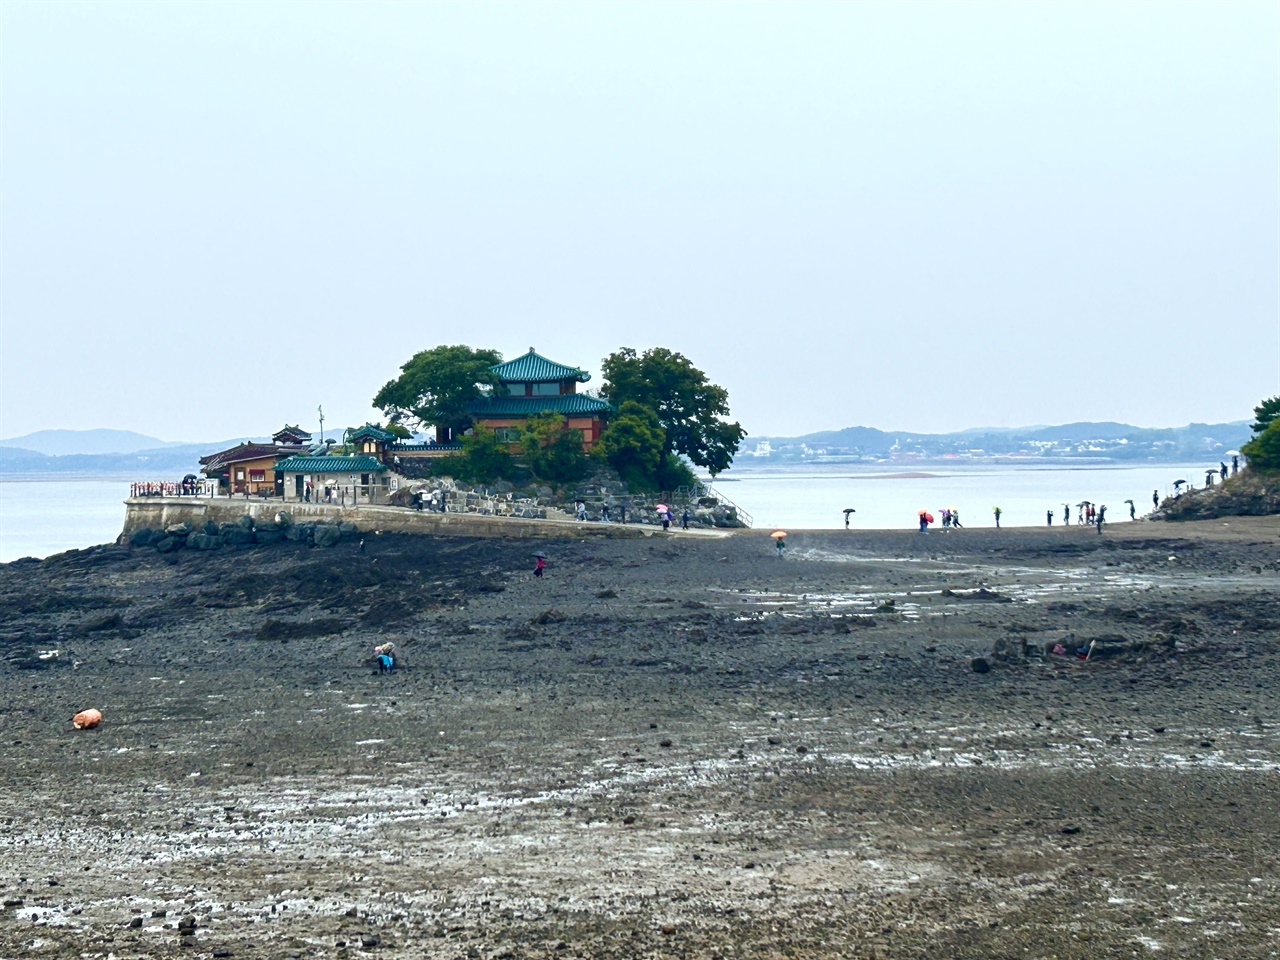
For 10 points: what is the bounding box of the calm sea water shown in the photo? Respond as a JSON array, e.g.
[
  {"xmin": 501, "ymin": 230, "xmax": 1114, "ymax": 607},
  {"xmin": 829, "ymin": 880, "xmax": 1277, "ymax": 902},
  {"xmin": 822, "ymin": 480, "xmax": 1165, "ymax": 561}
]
[
  {"xmin": 704, "ymin": 461, "xmax": 1212, "ymax": 532},
  {"xmin": 0, "ymin": 479, "xmax": 132, "ymax": 562},
  {"xmin": 0, "ymin": 463, "xmax": 1214, "ymax": 561}
]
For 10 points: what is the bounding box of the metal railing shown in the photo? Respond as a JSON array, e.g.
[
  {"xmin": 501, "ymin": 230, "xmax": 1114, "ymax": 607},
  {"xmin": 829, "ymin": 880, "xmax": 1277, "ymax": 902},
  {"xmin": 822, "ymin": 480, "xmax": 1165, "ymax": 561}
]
[{"xmin": 668, "ymin": 482, "xmax": 753, "ymax": 528}]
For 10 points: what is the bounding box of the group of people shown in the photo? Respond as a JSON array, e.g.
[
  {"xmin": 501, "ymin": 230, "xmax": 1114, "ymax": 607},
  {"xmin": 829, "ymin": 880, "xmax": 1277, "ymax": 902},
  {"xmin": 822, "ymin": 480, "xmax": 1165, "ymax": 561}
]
[
  {"xmin": 572, "ymin": 500, "xmax": 689, "ymax": 530},
  {"xmin": 916, "ymin": 508, "xmax": 963, "ymax": 532},
  {"xmin": 1047, "ymin": 502, "xmax": 1107, "ymax": 531},
  {"xmin": 131, "ymin": 479, "xmax": 204, "ymax": 498},
  {"xmin": 416, "ymin": 488, "xmax": 445, "ymax": 512}
]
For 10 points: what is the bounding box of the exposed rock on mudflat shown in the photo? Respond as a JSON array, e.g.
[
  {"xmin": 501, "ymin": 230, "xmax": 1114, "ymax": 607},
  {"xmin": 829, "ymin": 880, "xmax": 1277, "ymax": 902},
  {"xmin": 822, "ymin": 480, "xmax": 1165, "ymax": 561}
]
[{"xmin": 1, "ymin": 518, "xmax": 1278, "ymax": 957}]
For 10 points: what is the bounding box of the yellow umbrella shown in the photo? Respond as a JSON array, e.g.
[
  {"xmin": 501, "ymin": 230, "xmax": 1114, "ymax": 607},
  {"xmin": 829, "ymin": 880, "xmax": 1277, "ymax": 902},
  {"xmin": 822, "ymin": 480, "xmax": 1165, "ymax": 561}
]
[{"xmin": 770, "ymin": 530, "xmax": 787, "ymax": 539}]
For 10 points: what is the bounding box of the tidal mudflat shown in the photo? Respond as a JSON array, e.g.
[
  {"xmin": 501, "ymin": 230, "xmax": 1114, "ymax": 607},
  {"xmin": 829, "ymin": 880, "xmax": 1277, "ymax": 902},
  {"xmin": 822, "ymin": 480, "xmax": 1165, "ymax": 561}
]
[{"xmin": 2, "ymin": 519, "xmax": 1278, "ymax": 958}]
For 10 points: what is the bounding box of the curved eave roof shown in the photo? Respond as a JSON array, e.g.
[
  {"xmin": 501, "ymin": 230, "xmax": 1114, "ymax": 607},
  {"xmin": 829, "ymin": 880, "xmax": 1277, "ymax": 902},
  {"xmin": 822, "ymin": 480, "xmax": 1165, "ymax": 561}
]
[
  {"xmin": 349, "ymin": 424, "xmax": 396, "ymax": 442},
  {"xmin": 491, "ymin": 349, "xmax": 590, "ymax": 384},
  {"xmin": 272, "ymin": 455, "xmax": 387, "ymax": 473},
  {"xmin": 471, "ymin": 394, "xmax": 613, "ymax": 417}
]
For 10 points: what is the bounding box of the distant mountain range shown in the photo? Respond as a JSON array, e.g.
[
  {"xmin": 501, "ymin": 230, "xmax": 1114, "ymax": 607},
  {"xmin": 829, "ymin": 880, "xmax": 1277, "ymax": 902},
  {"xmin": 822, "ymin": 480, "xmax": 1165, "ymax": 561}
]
[
  {"xmin": 0, "ymin": 429, "xmax": 196, "ymax": 456},
  {"xmin": 0, "ymin": 429, "xmax": 262, "ymax": 479},
  {"xmin": 0, "ymin": 421, "xmax": 1255, "ymax": 479},
  {"xmin": 742, "ymin": 421, "xmax": 1253, "ymax": 463}
]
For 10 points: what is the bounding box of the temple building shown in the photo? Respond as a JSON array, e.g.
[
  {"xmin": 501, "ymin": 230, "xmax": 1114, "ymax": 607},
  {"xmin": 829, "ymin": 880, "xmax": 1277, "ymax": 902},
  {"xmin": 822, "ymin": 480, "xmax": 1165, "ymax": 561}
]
[
  {"xmin": 199, "ymin": 425, "xmax": 311, "ymax": 496},
  {"xmin": 465, "ymin": 348, "xmax": 613, "ymax": 450}
]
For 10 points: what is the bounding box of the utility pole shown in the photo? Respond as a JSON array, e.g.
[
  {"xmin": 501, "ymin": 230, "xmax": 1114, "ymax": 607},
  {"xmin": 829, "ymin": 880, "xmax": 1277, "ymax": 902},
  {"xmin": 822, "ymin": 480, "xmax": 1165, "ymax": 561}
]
[{"xmin": 318, "ymin": 405, "xmax": 325, "ymax": 446}]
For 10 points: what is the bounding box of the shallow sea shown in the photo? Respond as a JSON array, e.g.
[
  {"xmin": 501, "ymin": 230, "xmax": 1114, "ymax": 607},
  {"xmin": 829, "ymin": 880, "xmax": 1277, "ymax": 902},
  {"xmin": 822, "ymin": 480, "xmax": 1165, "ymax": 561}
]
[
  {"xmin": 703, "ymin": 460, "xmax": 1214, "ymax": 533},
  {"xmin": 0, "ymin": 462, "xmax": 1216, "ymax": 561}
]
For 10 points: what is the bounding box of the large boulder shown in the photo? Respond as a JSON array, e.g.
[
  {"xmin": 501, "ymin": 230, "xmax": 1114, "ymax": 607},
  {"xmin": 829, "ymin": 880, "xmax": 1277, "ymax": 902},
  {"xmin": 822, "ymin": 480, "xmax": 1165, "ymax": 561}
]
[
  {"xmin": 286, "ymin": 522, "xmax": 313, "ymax": 542},
  {"xmin": 202, "ymin": 520, "xmax": 220, "ymax": 536},
  {"xmin": 223, "ymin": 528, "xmax": 257, "ymax": 546},
  {"xmin": 338, "ymin": 522, "xmax": 358, "ymax": 536},
  {"xmin": 254, "ymin": 529, "xmax": 284, "ymax": 545},
  {"xmin": 274, "ymin": 510, "xmax": 294, "ymax": 529},
  {"xmin": 235, "ymin": 514, "xmax": 255, "ymax": 531},
  {"xmin": 165, "ymin": 522, "xmax": 191, "ymax": 537},
  {"xmin": 154, "ymin": 536, "xmax": 180, "ymax": 553},
  {"xmin": 186, "ymin": 532, "xmax": 222, "ymax": 551},
  {"xmin": 312, "ymin": 524, "xmax": 343, "ymax": 548},
  {"xmin": 129, "ymin": 527, "xmax": 159, "ymax": 547}
]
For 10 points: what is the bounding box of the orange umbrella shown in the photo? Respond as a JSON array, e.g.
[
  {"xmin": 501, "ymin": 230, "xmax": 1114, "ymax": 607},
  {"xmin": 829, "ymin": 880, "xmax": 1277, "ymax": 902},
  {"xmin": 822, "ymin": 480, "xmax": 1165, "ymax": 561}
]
[{"xmin": 770, "ymin": 530, "xmax": 787, "ymax": 539}]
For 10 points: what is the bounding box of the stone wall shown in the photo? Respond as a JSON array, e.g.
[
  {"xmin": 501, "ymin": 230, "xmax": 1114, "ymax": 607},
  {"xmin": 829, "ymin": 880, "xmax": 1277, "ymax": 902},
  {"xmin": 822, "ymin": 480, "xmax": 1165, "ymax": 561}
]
[{"xmin": 121, "ymin": 497, "xmax": 647, "ymax": 542}]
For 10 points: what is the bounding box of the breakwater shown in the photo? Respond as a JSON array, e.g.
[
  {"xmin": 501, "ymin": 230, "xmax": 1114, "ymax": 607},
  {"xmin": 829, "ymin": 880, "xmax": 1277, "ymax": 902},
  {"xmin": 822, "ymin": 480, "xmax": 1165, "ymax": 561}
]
[{"xmin": 122, "ymin": 497, "xmax": 647, "ymax": 542}]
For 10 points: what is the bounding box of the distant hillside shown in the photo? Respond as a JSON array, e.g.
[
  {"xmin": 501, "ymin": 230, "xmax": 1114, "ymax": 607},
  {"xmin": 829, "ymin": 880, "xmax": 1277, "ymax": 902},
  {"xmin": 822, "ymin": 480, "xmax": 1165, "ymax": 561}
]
[
  {"xmin": 0, "ymin": 436, "xmax": 267, "ymax": 479},
  {"xmin": 0, "ymin": 428, "xmax": 190, "ymax": 456},
  {"xmin": 0, "ymin": 444, "xmax": 218, "ymax": 479},
  {"xmin": 742, "ymin": 421, "xmax": 1253, "ymax": 463}
]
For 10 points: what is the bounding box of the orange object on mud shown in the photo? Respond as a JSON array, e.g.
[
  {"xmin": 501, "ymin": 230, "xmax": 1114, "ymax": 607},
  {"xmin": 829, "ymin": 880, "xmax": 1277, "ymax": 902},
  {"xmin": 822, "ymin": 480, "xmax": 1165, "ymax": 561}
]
[{"xmin": 72, "ymin": 708, "xmax": 102, "ymax": 730}]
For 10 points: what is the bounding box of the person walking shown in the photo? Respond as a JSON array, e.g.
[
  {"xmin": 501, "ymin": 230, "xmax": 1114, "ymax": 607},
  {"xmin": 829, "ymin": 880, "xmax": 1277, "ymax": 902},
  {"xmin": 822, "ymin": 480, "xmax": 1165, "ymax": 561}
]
[
  {"xmin": 918, "ymin": 511, "xmax": 929, "ymax": 534},
  {"xmin": 534, "ymin": 553, "xmax": 546, "ymax": 578},
  {"xmin": 1096, "ymin": 504, "xmax": 1107, "ymax": 533},
  {"xmin": 681, "ymin": 509, "xmax": 690, "ymax": 530},
  {"xmin": 601, "ymin": 504, "xmax": 611, "ymax": 522},
  {"xmin": 1047, "ymin": 509, "xmax": 1053, "ymax": 526},
  {"xmin": 1063, "ymin": 503, "xmax": 1071, "ymax": 526},
  {"xmin": 1128, "ymin": 501, "xmax": 1136, "ymax": 520},
  {"xmin": 775, "ymin": 536, "xmax": 786, "ymax": 558},
  {"xmin": 660, "ymin": 508, "xmax": 670, "ymax": 532},
  {"xmin": 1232, "ymin": 455, "xmax": 1239, "ymax": 475},
  {"xmin": 992, "ymin": 506, "xmax": 1002, "ymax": 529},
  {"xmin": 1221, "ymin": 461, "xmax": 1228, "ymax": 480},
  {"xmin": 951, "ymin": 509, "xmax": 962, "ymax": 528},
  {"xmin": 576, "ymin": 501, "xmax": 587, "ymax": 522},
  {"xmin": 1153, "ymin": 489, "xmax": 1159, "ymax": 509}
]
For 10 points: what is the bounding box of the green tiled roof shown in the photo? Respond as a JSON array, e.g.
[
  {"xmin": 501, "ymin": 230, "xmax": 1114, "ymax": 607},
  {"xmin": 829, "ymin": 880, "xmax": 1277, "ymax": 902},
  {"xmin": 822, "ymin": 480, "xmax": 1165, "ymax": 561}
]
[
  {"xmin": 273, "ymin": 455, "xmax": 387, "ymax": 473},
  {"xmin": 349, "ymin": 423, "xmax": 396, "ymax": 442},
  {"xmin": 491, "ymin": 348, "xmax": 590, "ymax": 384},
  {"xmin": 471, "ymin": 394, "xmax": 613, "ymax": 417}
]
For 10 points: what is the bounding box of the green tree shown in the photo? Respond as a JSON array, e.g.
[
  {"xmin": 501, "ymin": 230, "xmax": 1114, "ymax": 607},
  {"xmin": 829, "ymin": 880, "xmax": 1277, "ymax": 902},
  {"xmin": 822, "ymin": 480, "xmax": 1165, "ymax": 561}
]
[
  {"xmin": 438, "ymin": 425, "xmax": 514, "ymax": 483},
  {"xmin": 597, "ymin": 401, "xmax": 666, "ymax": 489},
  {"xmin": 1241, "ymin": 419, "xmax": 1280, "ymax": 472},
  {"xmin": 1252, "ymin": 396, "xmax": 1280, "ymax": 435},
  {"xmin": 373, "ymin": 345, "xmax": 502, "ymax": 440},
  {"xmin": 600, "ymin": 347, "xmax": 746, "ymax": 476},
  {"xmin": 521, "ymin": 413, "xmax": 588, "ymax": 483}
]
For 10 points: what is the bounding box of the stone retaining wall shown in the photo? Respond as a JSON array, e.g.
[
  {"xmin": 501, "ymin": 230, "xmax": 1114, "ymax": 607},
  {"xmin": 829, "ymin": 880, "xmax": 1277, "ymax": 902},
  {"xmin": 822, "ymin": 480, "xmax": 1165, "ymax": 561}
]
[{"xmin": 121, "ymin": 498, "xmax": 647, "ymax": 542}]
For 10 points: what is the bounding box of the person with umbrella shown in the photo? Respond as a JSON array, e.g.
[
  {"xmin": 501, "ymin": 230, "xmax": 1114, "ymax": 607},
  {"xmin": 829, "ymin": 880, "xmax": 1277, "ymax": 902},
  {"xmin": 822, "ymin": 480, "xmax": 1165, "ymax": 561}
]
[
  {"xmin": 656, "ymin": 503, "xmax": 670, "ymax": 532},
  {"xmin": 771, "ymin": 530, "xmax": 787, "ymax": 556},
  {"xmin": 533, "ymin": 552, "xmax": 547, "ymax": 578},
  {"xmin": 992, "ymin": 506, "xmax": 1002, "ymax": 529},
  {"xmin": 1125, "ymin": 499, "xmax": 1136, "ymax": 520},
  {"xmin": 918, "ymin": 510, "xmax": 933, "ymax": 533},
  {"xmin": 843, "ymin": 507, "xmax": 855, "ymax": 529}
]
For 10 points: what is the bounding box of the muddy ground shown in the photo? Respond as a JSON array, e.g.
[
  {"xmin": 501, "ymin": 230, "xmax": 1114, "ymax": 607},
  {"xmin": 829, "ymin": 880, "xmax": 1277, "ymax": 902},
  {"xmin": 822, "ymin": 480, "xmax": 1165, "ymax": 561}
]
[{"xmin": 1, "ymin": 518, "xmax": 1278, "ymax": 959}]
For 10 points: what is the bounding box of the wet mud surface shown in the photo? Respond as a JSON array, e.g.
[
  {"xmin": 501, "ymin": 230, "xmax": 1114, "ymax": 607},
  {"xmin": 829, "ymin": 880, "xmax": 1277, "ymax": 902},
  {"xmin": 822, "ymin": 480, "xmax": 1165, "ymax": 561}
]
[{"xmin": 2, "ymin": 519, "xmax": 1279, "ymax": 958}]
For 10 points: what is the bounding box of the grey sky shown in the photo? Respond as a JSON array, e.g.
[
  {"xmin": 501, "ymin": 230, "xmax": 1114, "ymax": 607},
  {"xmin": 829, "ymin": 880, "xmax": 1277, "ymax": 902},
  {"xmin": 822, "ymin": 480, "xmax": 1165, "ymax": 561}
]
[{"xmin": 2, "ymin": 1, "xmax": 1276, "ymax": 443}]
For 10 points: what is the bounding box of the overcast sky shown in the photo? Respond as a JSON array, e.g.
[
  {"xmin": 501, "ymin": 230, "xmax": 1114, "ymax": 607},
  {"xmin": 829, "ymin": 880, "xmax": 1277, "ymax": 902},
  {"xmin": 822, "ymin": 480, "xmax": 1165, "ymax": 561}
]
[{"xmin": 2, "ymin": 1, "xmax": 1276, "ymax": 443}]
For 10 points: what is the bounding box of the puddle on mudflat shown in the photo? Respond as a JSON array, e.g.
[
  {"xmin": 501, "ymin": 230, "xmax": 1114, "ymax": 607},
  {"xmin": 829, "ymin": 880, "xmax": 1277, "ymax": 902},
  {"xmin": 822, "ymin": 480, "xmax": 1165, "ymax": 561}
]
[{"xmin": 709, "ymin": 587, "xmax": 923, "ymax": 621}]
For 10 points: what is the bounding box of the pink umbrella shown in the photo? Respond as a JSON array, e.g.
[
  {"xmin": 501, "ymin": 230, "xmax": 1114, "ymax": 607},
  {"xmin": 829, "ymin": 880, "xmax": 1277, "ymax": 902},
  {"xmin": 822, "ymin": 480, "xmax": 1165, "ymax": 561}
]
[{"xmin": 655, "ymin": 504, "xmax": 668, "ymax": 512}]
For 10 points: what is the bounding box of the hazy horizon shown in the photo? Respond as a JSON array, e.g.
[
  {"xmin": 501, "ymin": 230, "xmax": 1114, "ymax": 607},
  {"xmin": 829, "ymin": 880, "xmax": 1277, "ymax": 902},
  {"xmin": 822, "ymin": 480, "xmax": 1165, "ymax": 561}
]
[{"xmin": 2, "ymin": 2, "xmax": 1276, "ymax": 441}]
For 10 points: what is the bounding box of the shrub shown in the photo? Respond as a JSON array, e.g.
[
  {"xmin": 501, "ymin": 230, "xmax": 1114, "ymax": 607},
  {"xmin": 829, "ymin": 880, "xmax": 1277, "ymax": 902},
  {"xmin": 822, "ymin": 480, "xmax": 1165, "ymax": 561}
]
[
  {"xmin": 1241, "ymin": 419, "xmax": 1280, "ymax": 472},
  {"xmin": 521, "ymin": 414, "xmax": 588, "ymax": 483}
]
